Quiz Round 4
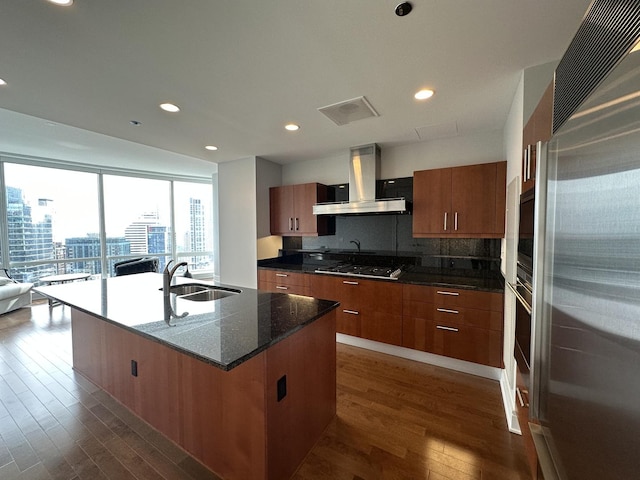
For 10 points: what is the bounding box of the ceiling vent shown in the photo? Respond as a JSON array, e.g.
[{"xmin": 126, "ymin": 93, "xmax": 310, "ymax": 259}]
[{"xmin": 318, "ymin": 96, "xmax": 379, "ymax": 126}]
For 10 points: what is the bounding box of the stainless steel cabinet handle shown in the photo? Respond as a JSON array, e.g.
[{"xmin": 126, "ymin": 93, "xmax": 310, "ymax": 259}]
[
  {"xmin": 523, "ymin": 147, "xmax": 529, "ymax": 181},
  {"xmin": 342, "ymin": 280, "xmax": 359, "ymax": 285},
  {"xmin": 443, "ymin": 212, "xmax": 448, "ymax": 231},
  {"xmin": 436, "ymin": 290, "xmax": 459, "ymax": 296},
  {"xmin": 276, "ymin": 286, "xmax": 288, "ymax": 290},
  {"xmin": 437, "ymin": 308, "xmax": 459, "ymax": 314},
  {"xmin": 275, "ymin": 273, "xmax": 288, "ymax": 277},
  {"xmin": 289, "ymin": 217, "xmax": 293, "ymax": 231},
  {"xmin": 527, "ymin": 145, "xmax": 532, "ymax": 180},
  {"xmin": 454, "ymin": 212, "xmax": 458, "ymax": 231},
  {"xmin": 295, "ymin": 217, "xmax": 299, "ymax": 231},
  {"xmin": 343, "ymin": 309, "xmax": 359, "ymax": 315},
  {"xmin": 436, "ymin": 325, "xmax": 459, "ymax": 332},
  {"xmin": 516, "ymin": 387, "xmax": 525, "ymax": 407}
]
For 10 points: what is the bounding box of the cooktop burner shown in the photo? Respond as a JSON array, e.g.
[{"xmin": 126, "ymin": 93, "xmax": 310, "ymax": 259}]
[{"xmin": 314, "ymin": 264, "xmax": 403, "ymax": 280}]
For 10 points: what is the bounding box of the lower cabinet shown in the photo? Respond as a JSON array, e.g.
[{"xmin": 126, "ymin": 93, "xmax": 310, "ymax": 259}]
[
  {"xmin": 402, "ymin": 285, "xmax": 504, "ymax": 367},
  {"xmin": 259, "ymin": 268, "xmax": 504, "ymax": 367},
  {"xmin": 308, "ymin": 275, "xmax": 403, "ymax": 346},
  {"xmin": 258, "ymin": 269, "xmax": 309, "ymax": 296}
]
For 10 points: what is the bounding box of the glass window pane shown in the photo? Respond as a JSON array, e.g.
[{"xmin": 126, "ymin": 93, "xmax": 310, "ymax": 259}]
[
  {"xmin": 103, "ymin": 175, "xmax": 171, "ymax": 271},
  {"xmin": 174, "ymin": 181, "xmax": 214, "ymax": 272},
  {"xmin": 4, "ymin": 163, "xmax": 100, "ymax": 282}
]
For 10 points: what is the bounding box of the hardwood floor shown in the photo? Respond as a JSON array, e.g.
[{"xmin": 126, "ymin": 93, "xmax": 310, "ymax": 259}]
[{"xmin": 0, "ymin": 302, "xmax": 530, "ymax": 479}]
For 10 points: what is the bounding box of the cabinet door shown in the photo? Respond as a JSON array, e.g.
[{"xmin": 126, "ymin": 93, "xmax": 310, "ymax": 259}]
[
  {"xmin": 450, "ymin": 163, "xmax": 497, "ymax": 235},
  {"xmin": 413, "ymin": 168, "xmax": 451, "ymax": 236},
  {"xmin": 270, "ymin": 185, "xmax": 293, "ymax": 235},
  {"xmin": 293, "ymin": 183, "xmax": 318, "ymax": 235}
]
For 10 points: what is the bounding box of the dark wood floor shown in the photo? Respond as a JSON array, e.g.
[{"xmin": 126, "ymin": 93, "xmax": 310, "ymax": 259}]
[{"xmin": 0, "ymin": 301, "xmax": 530, "ymax": 480}]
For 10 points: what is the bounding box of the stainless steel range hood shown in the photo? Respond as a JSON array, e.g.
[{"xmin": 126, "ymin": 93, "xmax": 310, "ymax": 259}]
[{"xmin": 312, "ymin": 144, "xmax": 410, "ymax": 215}]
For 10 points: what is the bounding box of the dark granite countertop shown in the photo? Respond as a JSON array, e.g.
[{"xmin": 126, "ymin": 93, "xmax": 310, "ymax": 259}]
[
  {"xmin": 258, "ymin": 253, "xmax": 505, "ymax": 293},
  {"xmin": 34, "ymin": 273, "xmax": 339, "ymax": 371}
]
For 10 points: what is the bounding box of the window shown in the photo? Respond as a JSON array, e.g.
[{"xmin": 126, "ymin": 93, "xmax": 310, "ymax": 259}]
[
  {"xmin": 4, "ymin": 163, "xmax": 99, "ymax": 282},
  {"xmin": 103, "ymin": 174, "xmax": 171, "ymax": 272},
  {"xmin": 1, "ymin": 160, "xmax": 215, "ymax": 283},
  {"xmin": 174, "ymin": 181, "xmax": 215, "ymax": 273}
]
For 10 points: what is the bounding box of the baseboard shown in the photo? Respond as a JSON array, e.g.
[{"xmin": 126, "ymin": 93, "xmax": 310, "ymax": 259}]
[{"xmin": 336, "ymin": 333, "xmax": 502, "ymax": 381}]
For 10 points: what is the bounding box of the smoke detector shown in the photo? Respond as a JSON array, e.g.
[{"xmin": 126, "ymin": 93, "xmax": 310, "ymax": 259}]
[{"xmin": 318, "ymin": 96, "xmax": 379, "ymax": 126}]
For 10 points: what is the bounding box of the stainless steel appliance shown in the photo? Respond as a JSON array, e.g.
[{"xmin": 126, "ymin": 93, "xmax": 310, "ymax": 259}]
[
  {"xmin": 314, "ymin": 263, "xmax": 402, "ymax": 280},
  {"xmin": 312, "ymin": 144, "xmax": 410, "ymax": 215},
  {"xmin": 529, "ymin": 2, "xmax": 640, "ymax": 478}
]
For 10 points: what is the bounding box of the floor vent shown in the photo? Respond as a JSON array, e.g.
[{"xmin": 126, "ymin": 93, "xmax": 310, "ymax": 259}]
[{"xmin": 553, "ymin": 0, "xmax": 640, "ymax": 133}]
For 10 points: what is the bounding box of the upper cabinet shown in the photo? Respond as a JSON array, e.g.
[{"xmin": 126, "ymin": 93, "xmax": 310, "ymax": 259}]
[
  {"xmin": 269, "ymin": 183, "xmax": 333, "ymax": 236},
  {"xmin": 522, "ymin": 81, "xmax": 554, "ymax": 193},
  {"xmin": 413, "ymin": 161, "xmax": 507, "ymax": 238}
]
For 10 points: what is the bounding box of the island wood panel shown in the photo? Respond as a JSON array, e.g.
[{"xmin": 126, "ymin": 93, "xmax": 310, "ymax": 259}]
[
  {"xmin": 266, "ymin": 309, "xmax": 337, "ymax": 480},
  {"xmin": 180, "ymin": 348, "xmax": 268, "ymax": 480},
  {"xmin": 70, "ymin": 307, "xmax": 337, "ymax": 480}
]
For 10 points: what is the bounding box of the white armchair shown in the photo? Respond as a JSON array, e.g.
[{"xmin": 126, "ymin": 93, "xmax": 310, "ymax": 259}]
[{"xmin": 0, "ymin": 269, "xmax": 33, "ymax": 315}]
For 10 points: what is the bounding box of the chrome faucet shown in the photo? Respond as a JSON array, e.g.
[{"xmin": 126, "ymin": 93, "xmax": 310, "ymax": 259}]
[
  {"xmin": 164, "ymin": 260, "xmax": 188, "ymax": 292},
  {"xmin": 350, "ymin": 239, "xmax": 361, "ymax": 253},
  {"xmin": 163, "ymin": 260, "xmax": 189, "ymax": 324}
]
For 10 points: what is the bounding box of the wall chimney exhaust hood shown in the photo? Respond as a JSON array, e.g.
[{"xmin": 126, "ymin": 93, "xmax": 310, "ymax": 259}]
[{"xmin": 312, "ymin": 144, "xmax": 410, "ymax": 215}]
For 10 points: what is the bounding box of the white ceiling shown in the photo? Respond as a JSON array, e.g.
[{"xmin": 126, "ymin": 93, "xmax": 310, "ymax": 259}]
[{"xmin": 0, "ymin": 0, "xmax": 592, "ymax": 174}]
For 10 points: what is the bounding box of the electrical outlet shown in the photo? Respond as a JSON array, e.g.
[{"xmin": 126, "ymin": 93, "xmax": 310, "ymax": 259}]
[{"xmin": 277, "ymin": 375, "xmax": 287, "ymax": 401}]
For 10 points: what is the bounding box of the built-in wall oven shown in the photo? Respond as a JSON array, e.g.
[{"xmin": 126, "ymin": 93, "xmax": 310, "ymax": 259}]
[{"xmin": 514, "ymin": 187, "xmax": 535, "ymax": 393}]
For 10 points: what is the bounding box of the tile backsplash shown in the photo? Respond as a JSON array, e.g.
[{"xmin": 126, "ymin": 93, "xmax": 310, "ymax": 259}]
[{"xmin": 296, "ymin": 214, "xmax": 501, "ymax": 264}]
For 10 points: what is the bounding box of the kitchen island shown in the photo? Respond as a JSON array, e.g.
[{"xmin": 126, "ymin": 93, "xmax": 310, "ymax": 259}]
[{"xmin": 35, "ymin": 273, "xmax": 339, "ymax": 480}]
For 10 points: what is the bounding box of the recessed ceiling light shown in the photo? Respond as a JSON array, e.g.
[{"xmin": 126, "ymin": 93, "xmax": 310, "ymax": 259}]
[
  {"xmin": 414, "ymin": 89, "xmax": 435, "ymax": 100},
  {"xmin": 0, "ymin": 78, "xmax": 7, "ymax": 86},
  {"xmin": 285, "ymin": 123, "xmax": 300, "ymax": 131},
  {"xmin": 160, "ymin": 103, "xmax": 180, "ymax": 113},
  {"xmin": 205, "ymin": 145, "xmax": 218, "ymax": 151},
  {"xmin": 47, "ymin": 0, "xmax": 74, "ymax": 5}
]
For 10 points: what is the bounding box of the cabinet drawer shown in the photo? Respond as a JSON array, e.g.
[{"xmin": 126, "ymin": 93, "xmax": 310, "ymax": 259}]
[
  {"xmin": 430, "ymin": 320, "xmax": 502, "ymax": 367},
  {"xmin": 404, "ymin": 284, "xmax": 503, "ymax": 312},
  {"xmin": 259, "ymin": 281, "xmax": 309, "ymax": 296},
  {"xmin": 433, "ymin": 305, "xmax": 503, "ymax": 331},
  {"xmin": 258, "ymin": 269, "xmax": 308, "ymax": 287}
]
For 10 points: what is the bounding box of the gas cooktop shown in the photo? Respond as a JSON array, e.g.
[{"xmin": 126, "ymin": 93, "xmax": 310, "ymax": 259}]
[{"xmin": 314, "ymin": 263, "xmax": 403, "ymax": 280}]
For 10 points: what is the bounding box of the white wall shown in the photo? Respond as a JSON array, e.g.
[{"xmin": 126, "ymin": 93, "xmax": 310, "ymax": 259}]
[
  {"xmin": 282, "ymin": 130, "xmax": 505, "ymax": 185},
  {"xmin": 218, "ymin": 157, "xmax": 259, "ymax": 288},
  {"xmin": 218, "ymin": 156, "xmax": 283, "ymax": 288},
  {"xmin": 501, "ymin": 72, "xmax": 525, "ymax": 432}
]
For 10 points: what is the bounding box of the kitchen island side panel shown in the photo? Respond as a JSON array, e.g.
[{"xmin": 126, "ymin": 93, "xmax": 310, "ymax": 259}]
[
  {"xmin": 266, "ymin": 309, "xmax": 337, "ymax": 480},
  {"xmin": 70, "ymin": 307, "xmax": 337, "ymax": 480}
]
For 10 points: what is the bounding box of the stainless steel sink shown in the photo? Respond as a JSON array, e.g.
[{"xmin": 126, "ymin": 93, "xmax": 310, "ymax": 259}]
[{"xmin": 163, "ymin": 283, "xmax": 240, "ymax": 301}]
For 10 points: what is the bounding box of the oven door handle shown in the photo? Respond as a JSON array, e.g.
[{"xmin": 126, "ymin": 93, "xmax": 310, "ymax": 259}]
[{"xmin": 507, "ymin": 281, "xmax": 532, "ymax": 314}]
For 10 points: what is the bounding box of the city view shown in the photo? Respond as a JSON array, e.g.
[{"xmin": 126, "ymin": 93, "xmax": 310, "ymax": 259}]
[{"xmin": 4, "ymin": 163, "xmax": 214, "ymax": 284}]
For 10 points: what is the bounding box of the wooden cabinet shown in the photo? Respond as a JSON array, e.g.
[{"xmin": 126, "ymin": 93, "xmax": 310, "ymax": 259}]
[
  {"xmin": 402, "ymin": 285, "xmax": 504, "ymax": 367},
  {"xmin": 258, "ymin": 269, "xmax": 309, "ymax": 296},
  {"xmin": 270, "ymin": 183, "xmax": 332, "ymax": 236},
  {"xmin": 308, "ymin": 275, "xmax": 403, "ymax": 346},
  {"xmin": 522, "ymin": 81, "xmax": 554, "ymax": 193},
  {"xmin": 71, "ymin": 307, "xmax": 337, "ymax": 480},
  {"xmin": 413, "ymin": 161, "xmax": 506, "ymax": 238}
]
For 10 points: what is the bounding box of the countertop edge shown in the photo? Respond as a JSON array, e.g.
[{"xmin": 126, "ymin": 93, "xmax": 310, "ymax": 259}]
[{"xmin": 258, "ymin": 264, "xmax": 505, "ymax": 293}]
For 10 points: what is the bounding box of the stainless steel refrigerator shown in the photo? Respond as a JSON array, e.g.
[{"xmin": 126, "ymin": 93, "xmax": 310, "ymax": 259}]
[{"xmin": 530, "ymin": 3, "xmax": 640, "ymax": 478}]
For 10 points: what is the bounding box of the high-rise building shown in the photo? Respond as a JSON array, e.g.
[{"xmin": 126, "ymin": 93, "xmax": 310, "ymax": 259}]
[
  {"xmin": 66, "ymin": 236, "xmax": 130, "ymax": 276},
  {"xmin": 6, "ymin": 187, "xmax": 55, "ymax": 282},
  {"xmin": 125, "ymin": 212, "xmax": 167, "ymax": 256}
]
